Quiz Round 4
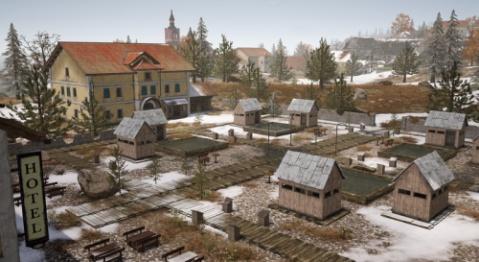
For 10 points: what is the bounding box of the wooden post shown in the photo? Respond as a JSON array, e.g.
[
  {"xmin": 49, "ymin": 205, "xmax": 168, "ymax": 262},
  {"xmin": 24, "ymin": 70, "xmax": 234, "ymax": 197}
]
[
  {"xmin": 228, "ymin": 129, "xmax": 235, "ymax": 137},
  {"xmin": 345, "ymin": 158, "xmax": 353, "ymax": 166},
  {"xmin": 377, "ymin": 164, "xmax": 385, "ymax": 176},
  {"xmin": 227, "ymin": 225, "xmax": 241, "ymax": 241},
  {"xmin": 357, "ymin": 153, "xmax": 365, "ymax": 162},
  {"xmin": 389, "ymin": 157, "xmax": 397, "ymax": 168},
  {"xmin": 246, "ymin": 131, "xmax": 253, "ymax": 140},
  {"xmin": 257, "ymin": 209, "xmax": 270, "ymax": 227},
  {"xmin": 223, "ymin": 198, "xmax": 233, "ymax": 213},
  {"xmin": 192, "ymin": 210, "xmax": 204, "ymax": 226}
]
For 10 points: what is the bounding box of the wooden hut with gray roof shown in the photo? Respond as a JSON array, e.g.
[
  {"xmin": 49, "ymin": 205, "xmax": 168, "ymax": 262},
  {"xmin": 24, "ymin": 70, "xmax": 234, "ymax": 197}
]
[
  {"xmin": 425, "ymin": 111, "xmax": 467, "ymax": 148},
  {"xmin": 275, "ymin": 150, "xmax": 344, "ymax": 220},
  {"xmin": 287, "ymin": 98, "xmax": 318, "ymax": 128},
  {"xmin": 114, "ymin": 117, "xmax": 156, "ymax": 160},
  {"xmin": 392, "ymin": 151, "xmax": 455, "ymax": 221},
  {"xmin": 233, "ymin": 98, "xmax": 262, "ymax": 126},
  {"xmin": 132, "ymin": 109, "xmax": 167, "ymax": 141}
]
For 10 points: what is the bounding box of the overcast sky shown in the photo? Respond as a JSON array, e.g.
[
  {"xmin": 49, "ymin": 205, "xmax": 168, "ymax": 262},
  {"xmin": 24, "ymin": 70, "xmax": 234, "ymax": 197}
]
[{"xmin": 0, "ymin": 0, "xmax": 478, "ymax": 55}]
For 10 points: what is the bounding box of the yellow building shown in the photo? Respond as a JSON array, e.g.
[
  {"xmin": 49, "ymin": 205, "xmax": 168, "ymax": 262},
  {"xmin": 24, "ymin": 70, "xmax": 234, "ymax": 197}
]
[{"xmin": 47, "ymin": 42, "xmax": 195, "ymax": 122}]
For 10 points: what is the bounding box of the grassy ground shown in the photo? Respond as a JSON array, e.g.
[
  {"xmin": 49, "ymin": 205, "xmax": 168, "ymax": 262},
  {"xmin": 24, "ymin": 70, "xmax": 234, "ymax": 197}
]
[
  {"xmin": 378, "ymin": 143, "xmax": 457, "ymax": 162},
  {"xmin": 202, "ymin": 81, "xmax": 431, "ymax": 114},
  {"xmin": 341, "ymin": 168, "xmax": 392, "ymax": 197},
  {"xmin": 157, "ymin": 137, "xmax": 228, "ymax": 157},
  {"xmin": 243, "ymin": 122, "xmax": 298, "ymax": 136}
]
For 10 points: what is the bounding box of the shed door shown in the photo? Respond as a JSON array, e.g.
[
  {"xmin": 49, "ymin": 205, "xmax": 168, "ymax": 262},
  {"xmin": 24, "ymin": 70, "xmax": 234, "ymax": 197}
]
[
  {"xmin": 446, "ymin": 130, "xmax": 455, "ymax": 146},
  {"xmin": 301, "ymin": 114, "xmax": 306, "ymax": 127}
]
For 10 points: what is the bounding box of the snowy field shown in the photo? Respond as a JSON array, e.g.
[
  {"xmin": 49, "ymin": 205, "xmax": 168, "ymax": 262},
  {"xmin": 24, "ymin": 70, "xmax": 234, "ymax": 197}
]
[
  {"xmin": 349, "ymin": 71, "xmax": 393, "ymax": 85},
  {"xmin": 361, "ymin": 156, "xmax": 409, "ymax": 172},
  {"xmin": 47, "ymin": 170, "xmax": 80, "ymax": 189},
  {"xmin": 101, "ymin": 156, "xmax": 152, "ymax": 172},
  {"xmin": 140, "ymin": 171, "xmax": 190, "ymax": 186},
  {"xmin": 217, "ymin": 185, "xmax": 244, "ymax": 199},
  {"xmin": 209, "ymin": 124, "xmax": 292, "ymax": 140},
  {"xmin": 168, "ymin": 112, "xmax": 233, "ymax": 125},
  {"xmin": 342, "ymin": 205, "xmax": 479, "ymax": 262}
]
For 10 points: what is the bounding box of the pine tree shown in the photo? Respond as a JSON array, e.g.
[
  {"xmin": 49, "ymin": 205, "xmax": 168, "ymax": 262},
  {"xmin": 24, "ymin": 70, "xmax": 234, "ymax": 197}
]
[
  {"xmin": 239, "ymin": 61, "xmax": 256, "ymax": 86},
  {"xmin": 108, "ymin": 145, "xmax": 126, "ymax": 193},
  {"xmin": 126, "ymin": 35, "xmax": 132, "ymax": 43},
  {"xmin": 214, "ymin": 34, "xmax": 239, "ymax": 82},
  {"xmin": 306, "ymin": 38, "xmax": 337, "ymax": 89},
  {"xmin": 1, "ymin": 23, "xmax": 28, "ymax": 97},
  {"xmin": 346, "ymin": 53, "xmax": 361, "ymax": 83},
  {"xmin": 326, "ymin": 73, "xmax": 355, "ymax": 115},
  {"xmin": 444, "ymin": 10, "xmax": 464, "ymax": 69},
  {"xmin": 148, "ymin": 157, "xmax": 161, "ymax": 184},
  {"xmin": 392, "ymin": 42, "xmax": 419, "ymax": 83},
  {"xmin": 427, "ymin": 13, "xmax": 447, "ymax": 85},
  {"xmin": 196, "ymin": 18, "xmax": 213, "ymax": 82},
  {"xmin": 180, "ymin": 28, "xmax": 200, "ymax": 82},
  {"xmin": 13, "ymin": 63, "xmax": 68, "ymax": 138},
  {"xmin": 294, "ymin": 41, "xmax": 312, "ymax": 59},
  {"xmin": 251, "ymin": 68, "xmax": 268, "ymax": 100},
  {"xmin": 270, "ymin": 39, "xmax": 292, "ymax": 81},
  {"xmin": 430, "ymin": 62, "xmax": 474, "ymax": 113},
  {"xmin": 74, "ymin": 87, "xmax": 109, "ymax": 137}
]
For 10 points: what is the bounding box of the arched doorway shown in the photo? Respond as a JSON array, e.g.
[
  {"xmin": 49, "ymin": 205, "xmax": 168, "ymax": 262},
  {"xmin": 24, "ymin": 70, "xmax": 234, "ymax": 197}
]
[{"xmin": 140, "ymin": 97, "xmax": 161, "ymax": 111}]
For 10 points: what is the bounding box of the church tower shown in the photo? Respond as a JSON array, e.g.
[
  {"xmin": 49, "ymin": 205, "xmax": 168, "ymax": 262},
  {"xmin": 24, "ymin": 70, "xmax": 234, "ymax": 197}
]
[{"xmin": 165, "ymin": 10, "xmax": 180, "ymax": 48}]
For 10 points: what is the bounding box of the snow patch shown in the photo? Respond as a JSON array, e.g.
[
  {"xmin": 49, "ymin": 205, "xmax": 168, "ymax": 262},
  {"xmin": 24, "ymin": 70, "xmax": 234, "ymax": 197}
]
[
  {"xmin": 169, "ymin": 112, "xmax": 233, "ymax": 125},
  {"xmin": 142, "ymin": 171, "xmax": 190, "ymax": 187},
  {"xmin": 48, "ymin": 171, "xmax": 80, "ymax": 189},
  {"xmin": 101, "ymin": 156, "xmax": 152, "ymax": 171},
  {"xmin": 209, "ymin": 124, "xmax": 291, "ymax": 140},
  {"xmin": 468, "ymin": 191, "xmax": 479, "ymax": 202},
  {"xmin": 217, "ymin": 185, "xmax": 244, "ymax": 199},
  {"xmin": 342, "ymin": 205, "xmax": 479, "ymax": 262}
]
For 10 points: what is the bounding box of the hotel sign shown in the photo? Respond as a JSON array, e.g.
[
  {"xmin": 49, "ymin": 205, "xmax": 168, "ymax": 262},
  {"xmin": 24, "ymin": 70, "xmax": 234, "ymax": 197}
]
[{"xmin": 17, "ymin": 152, "xmax": 49, "ymax": 247}]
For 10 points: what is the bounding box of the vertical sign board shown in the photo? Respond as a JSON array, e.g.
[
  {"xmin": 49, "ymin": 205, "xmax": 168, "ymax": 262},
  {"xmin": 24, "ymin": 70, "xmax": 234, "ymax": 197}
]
[{"xmin": 17, "ymin": 152, "xmax": 49, "ymax": 247}]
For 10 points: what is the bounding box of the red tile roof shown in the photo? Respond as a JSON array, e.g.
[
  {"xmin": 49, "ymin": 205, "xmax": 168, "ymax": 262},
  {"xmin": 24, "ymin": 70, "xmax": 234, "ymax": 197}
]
[
  {"xmin": 236, "ymin": 47, "xmax": 271, "ymax": 57},
  {"xmin": 48, "ymin": 42, "xmax": 194, "ymax": 75},
  {"xmin": 286, "ymin": 56, "xmax": 306, "ymax": 71}
]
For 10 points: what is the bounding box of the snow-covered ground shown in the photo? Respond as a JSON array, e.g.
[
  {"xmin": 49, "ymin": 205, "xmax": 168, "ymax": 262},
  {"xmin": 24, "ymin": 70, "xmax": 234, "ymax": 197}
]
[
  {"xmin": 169, "ymin": 112, "xmax": 233, "ymax": 125},
  {"xmin": 101, "ymin": 156, "xmax": 152, "ymax": 172},
  {"xmin": 48, "ymin": 171, "xmax": 80, "ymax": 189},
  {"xmin": 468, "ymin": 191, "xmax": 479, "ymax": 202},
  {"xmin": 217, "ymin": 185, "xmax": 244, "ymax": 199},
  {"xmin": 362, "ymin": 156, "xmax": 409, "ymax": 172},
  {"xmin": 209, "ymin": 124, "xmax": 291, "ymax": 140},
  {"xmin": 0, "ymin": 106, "xmax": 21, "ymax": 120},
  {"xmin": 348, "ymin": 71, "xmax": 393, "ymax": 85},
  {"xmin": 375, "ymin": 112, "xmax": 428, "ymax": 127},
  {"xmin": 342, "ymin": 206, "xmax": 479, "ymax": 262},
  {"xmin": 141, "ymin": 171, "xmax": 190, "ymax": 187}
]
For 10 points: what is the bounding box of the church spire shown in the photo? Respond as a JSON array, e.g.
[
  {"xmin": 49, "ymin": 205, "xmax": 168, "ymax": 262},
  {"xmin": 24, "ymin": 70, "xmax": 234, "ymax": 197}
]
[{"xmin": 169, "ymin": 10, "xmax": 175, "ymax": 26}]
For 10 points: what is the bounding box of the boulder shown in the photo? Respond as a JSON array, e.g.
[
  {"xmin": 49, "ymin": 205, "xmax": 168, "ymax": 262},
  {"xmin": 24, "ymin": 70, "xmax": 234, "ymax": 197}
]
[
  {"xmin": 78, "ymin": 169, "xmax": 118, "ymax": 199},
  {"xmin": 354, "ymin": 88, "xmax": 368, "ymax": 101},
  {"xmin": 53, "ymin": 165, "xmax": 66, "ymax": 175}
]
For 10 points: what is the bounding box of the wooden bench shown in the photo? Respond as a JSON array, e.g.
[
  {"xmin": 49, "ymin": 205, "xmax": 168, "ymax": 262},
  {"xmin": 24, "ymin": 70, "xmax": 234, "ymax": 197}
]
[
  {"xmin": 84, "ymin": 238, "xmax": 124, "ymax": 262},
  {"xmin": 161, "ymin": 246, "xmax": 203, "ymax": 262},
  {"xmin": 123, "ymin": 226, "xmax": 160, "ymax": 252},
  {"xmin": 46, "ymin": 186, "xmax": 66, "ymax": 198},
  {"xmin": 12, "ymin": 177, "xmax": 50, "ymax": 194}
]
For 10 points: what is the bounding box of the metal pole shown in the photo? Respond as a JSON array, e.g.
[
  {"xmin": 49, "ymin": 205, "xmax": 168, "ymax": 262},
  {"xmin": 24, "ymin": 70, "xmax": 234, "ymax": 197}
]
[
  {"xmin": 267, "ymin": 122, "xmax": 270, "ymax": 156},
  {"xmin": 289, "ymin": 115, "xmax": 292, "ymax": 146},
  {"xmin": 335, "ymin": 124, "xmax": 339, "ymax": 155}
]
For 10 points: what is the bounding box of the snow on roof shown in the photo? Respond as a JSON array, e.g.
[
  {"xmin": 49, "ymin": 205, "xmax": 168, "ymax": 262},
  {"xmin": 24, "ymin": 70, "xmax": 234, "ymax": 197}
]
[
  {"xmin": 275, "ymin": 150, "xmax": 344, "ymax": 190},
  {"xmin": 331, "ymin": 50, "xmax": 351, "ymax": 63},
  {"xmin": 132, "ymin": 109, "xmax": 167, "ymax": 126},
  {"xmin": 424, "ymin": 111, "xmax": 466, "ymax": 130},
  {"xmin": 396, "ymin": 151, "xmax": 455, "ymax": 191},
  {"xmin": 287, "ymin": 98, "xmax": 317, "ymax": 113},
  {"xmin": 237, "ymin": 98, "xmax": 262, "ymax": 112},
  {"xmin": 114, "ymin": 117, "xmax": 149, "ymax": 139}
]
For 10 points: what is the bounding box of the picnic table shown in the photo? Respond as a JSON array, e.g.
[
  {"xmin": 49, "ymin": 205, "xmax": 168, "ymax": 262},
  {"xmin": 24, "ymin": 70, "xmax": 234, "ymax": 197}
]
[
  {"xmin": 168, "ymin": 251, "xmax": 200, "ymax": 262},
  {"xmin": 84, "ymin": 238, "xmax": 124, "ymax": 262},
  {"xmin": 123, "ymin": 226, "xmax": 160, "ymax": 252}
]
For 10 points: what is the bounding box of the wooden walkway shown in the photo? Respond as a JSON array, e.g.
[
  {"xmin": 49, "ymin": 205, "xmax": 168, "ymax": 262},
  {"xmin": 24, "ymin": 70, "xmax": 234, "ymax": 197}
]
[
  {"xmin": 303, "ymin": 133, "xmax": 376, "ymax": 156},
  {"xmin": 67, "ymin": 159, "xmax": 275, "ymax": 228}
]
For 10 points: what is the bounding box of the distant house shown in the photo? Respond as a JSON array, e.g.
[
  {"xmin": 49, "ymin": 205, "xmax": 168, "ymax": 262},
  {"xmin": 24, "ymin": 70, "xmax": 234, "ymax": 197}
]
[
  {"xmin": 233, "ymin": 98, "xmax": 262, "ymax": 126},
  {"xmin": 392, "ymin": 151, "xmax": 455, "ymax": 222},
  {"xmin": 236, "ymin": 48, "xmax": 271, "ymax": 73},
  {"xmin": 114, "ymin": 117, "xmax": 156, "ymax": 160},
  {"xmin": 473, "ymin": 135, "xmax": 479, "ymax": 165},
  {"xmin": 332, "ymin": 51, "xmax": 352, "ymax": 74},
  {"xmin": 188, "ymin": 83, "xmax": 215, "ymax": 113},
  {"xmin": 286, "ymin": 56, "xmax": 307, "ymax": 76},
  {"xmin": 276, "ymin": 151, "xmax": 344, "ymax": 220},
  {"xmin": 132, "ymin": 109, "xmax": 167, "ymax": 141},
  {"xmin": 424, "ymin": 111, "xmax": 467, "ymax": 148},
  {"xmin": 287, "ymin": 99, "xmax": 318, "ymax": 128}
]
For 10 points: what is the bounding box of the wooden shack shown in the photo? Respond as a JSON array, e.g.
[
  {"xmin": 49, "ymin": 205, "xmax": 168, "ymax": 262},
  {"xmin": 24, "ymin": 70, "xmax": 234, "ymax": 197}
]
[
  {"xmin": 287, "ymin": 98, "xmax": 318, "ymax": 128},
  {"xmin": 424, "ymin": 111, "xmax": 466, "ymax": 148},
  {"xmin": 132, "ymin": 109, "xmax": 168, "ymax": 141},
  {"xmin": 114, "ymin": 117, "xmax": 156, "ymax": 160},
  {"xmin": 392, "ymin": 151, "xmax": 455, "ymax": 222},
  {"xmin": 275, "ymin": 150, "xmax": 344, "ymax": 220},
  {"xmin": 472, "ymin": 135, "xmax": 479, "ymax": 165},
  {"xmin": 233, "ymin": 98, "xmax": 262, "ymax": 126}
]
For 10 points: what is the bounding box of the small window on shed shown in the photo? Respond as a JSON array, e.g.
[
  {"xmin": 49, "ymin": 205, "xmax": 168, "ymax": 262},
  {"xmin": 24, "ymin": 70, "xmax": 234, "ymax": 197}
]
[
  {"xmin": 476, "ymin": 146, "xmax": 479, "ymax": 150},
  {"xmin": 437, "ymin": 130, "xmax": 445, "ymax": 134},
  {"xmin": 311, "ymin": 192, "xmax": 320, "ymax": 198},
  {"xmin": 432, "ymin": 193, "xmax": 436, "ymax": 199},
  {"xmin": 325, "ymin": 191, "xmax": 331, "ymax": 198},
  {"xmin": 294, "ymin": 187, "xmax": 305, "ymax": 194},
  {"xmin": 413, "ymin": 192, "xmax": 427, "ymax": 199},
  {"xmin": 398, "ymin": 189, "xmax": 411, "ymax": 195},
  {"xmin": 428, "ymin": 130, "xmax": 435, "ymax": 133},
  {"xmin": 281, "ymin": 184, "xmax": 293, "ymax": 191},
  {"xmin": 333, "ymin": 189, "xmax": 339, "ymax": 194}
]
